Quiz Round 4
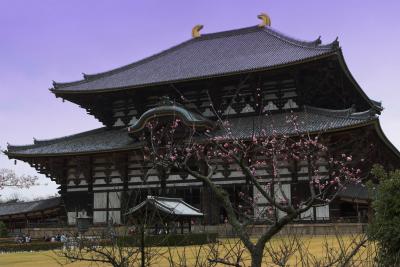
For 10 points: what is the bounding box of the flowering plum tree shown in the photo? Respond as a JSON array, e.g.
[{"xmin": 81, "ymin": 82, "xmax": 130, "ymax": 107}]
[
  {"xmin": 0, "ymin": 168, "xmax": 38, "ymax": 190},
  {"xmin": 139, "ymin": 114, "xmax": 363, "ymax": 267}
]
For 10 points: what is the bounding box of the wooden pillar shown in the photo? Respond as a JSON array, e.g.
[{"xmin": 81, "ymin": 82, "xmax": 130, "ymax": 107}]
[
  {"xmin": 289, "ymin": 160, "xmax": 299, "ymax": 208},
  {"xmin": 7, "ymin": 216, "xmax": 11, "ymax": 231},
  {"xmin": 58, "ymin": 158, "xmax": 68, "ymax": 225},
  {"xmin": 114, "ymin": 152, "xmax": 129, "ymax": 224},
  {"xmin": 313, "ymin": 207, "xmax": 317, "ymax": 221},
  {"xmin": 157, "ymin": 167, "xmax": 167, "ymax": 197},
  {"xmin": 188, "ymin": 218, "xmax": 192, "ymax": 233},
  {"xmin": 180, "ymin": 219, "xmax": 184, "ymax": 234},
  {"xmin": 87, "ymin": 157, "xmax": 94, "ymax": 218},
  {"xmin": 24, "ymin": 214, "xmax": 28, "ymax": 229},
  {"xmin": 121, "ymin": 171, "xmax": 129, "ymax": 225},
  {"xmin": 106, "ymin": 192, "xmax": 110, "ymax": 224},
  {"xmin": 201, "ymin": 186, "xmax": 219, "ymax": 225}
]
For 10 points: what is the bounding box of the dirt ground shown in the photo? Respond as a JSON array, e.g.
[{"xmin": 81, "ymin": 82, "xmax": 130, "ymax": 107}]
[{"xmin": 0, "ymin": 235, "xmax": 375, "ymax": 267}]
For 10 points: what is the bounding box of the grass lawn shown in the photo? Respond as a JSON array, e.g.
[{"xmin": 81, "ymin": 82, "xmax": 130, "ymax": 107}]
[{"xmin": 0, "ymin": 235, "xmax": 375, "ymax": 267}]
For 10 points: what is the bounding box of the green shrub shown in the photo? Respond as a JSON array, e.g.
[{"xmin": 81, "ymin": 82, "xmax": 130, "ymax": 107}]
[
  {"xmin": 368, "ymin": 165, "xmax": 400, "ymax": 266},
  {"xmin": 0, "ymin": 221, "xmax": 7, "ymax": 238},
  {"xmin": 118, "ymin": 232, "xmax": 218, "ymax": 247},
  {"xmin": 0, "ymin": 242, "xmax": 63, "ymax": 252}
]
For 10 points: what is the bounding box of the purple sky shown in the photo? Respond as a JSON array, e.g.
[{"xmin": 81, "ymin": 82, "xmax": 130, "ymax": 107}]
[{"xmin": 1, "ymin": 0, "xmax": 399, "ymax": 200}]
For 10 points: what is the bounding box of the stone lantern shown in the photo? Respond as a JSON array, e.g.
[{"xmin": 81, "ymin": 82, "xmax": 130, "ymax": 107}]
[{"xmin": 76, "ymin": 214, "xmax": 92, "ymax": 235}]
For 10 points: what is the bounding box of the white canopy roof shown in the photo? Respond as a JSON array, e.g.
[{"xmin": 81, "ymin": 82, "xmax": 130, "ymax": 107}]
[{"xmin": 126, "ymin": 196, "xmax": 204, "ymax": 217}]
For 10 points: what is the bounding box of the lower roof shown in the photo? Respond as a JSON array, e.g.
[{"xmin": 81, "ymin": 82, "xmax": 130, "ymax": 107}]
[
  {"xmin": 337, "ymin": 183, "xmax": 370, "ymax": 201},
  {"xmin": 0, "ymin": 197, "xmax": 61, "ymax": 217},
  {"xmin": 7, "ymin": 127, "xmax": 140, "ymax": 157},
  {"xmin": 4, "ymin": 106, "xmax": 390, "ymax": 158}
]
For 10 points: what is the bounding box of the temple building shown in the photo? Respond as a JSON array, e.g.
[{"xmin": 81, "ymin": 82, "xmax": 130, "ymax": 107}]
[
  {"xmin": 5, "ymin": 14, "xmax": 400, "ymax": 225},
  {"xmin": 0, "ymin": 197, "xmax": 63, "ymax": 230}
]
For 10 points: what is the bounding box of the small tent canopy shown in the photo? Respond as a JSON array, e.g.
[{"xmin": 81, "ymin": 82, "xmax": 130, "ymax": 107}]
[
  {"xmin": 126, "ymin": 196, "xmax": 203, "ymax": 234},
  {"xmin": 126, "ymin": 196, "xmax": 203, "ymax": 218}
]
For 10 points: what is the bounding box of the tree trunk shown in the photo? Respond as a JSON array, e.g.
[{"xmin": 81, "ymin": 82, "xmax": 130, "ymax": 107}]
[
  {"xmin": 140, "ymin": 225, "xmax": 145, "ymax": 267},
  {"xmin": 250, "ymin": 249, "xmax": 264, "ymax": 267}
]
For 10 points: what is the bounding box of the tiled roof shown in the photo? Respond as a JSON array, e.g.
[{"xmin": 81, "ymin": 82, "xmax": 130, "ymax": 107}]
[
  {"xmin": 5, "ymin": 107, "xmax": 376, "ymax": 157},
  {"xmin": 126, "ymin": 196, "xmax": 203, "ymax": 217},
  {"xmin": 0, "ymin": 197, "xmax": 61, "ymax": 217},
  {"xmin": 337, "ymin": 183, "xmax": 371, "ymax": 201},
  {"xmin": 219, "ymin": 106, "xmax": 376, "ymax": 139},
  {"xmin": 52, "ymin": 26, "xmax": 338, "ymax": 92},
  {"xmin": 6, "ymin": 127, "xmax": 141, "ymax": 156}
]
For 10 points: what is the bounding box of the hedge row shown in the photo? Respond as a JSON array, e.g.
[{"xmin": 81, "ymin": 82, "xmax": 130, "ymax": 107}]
[
  {"xmin": 0, "ymin": 221, "xmax": 7, "ymax": 238},
  {"xmin": 0, "ymin": 233, "xmax": 218, "ymax": 252},
  {"xmin": 117, "ymin": 232, "xmax": 218, "ymax": 247},
  {"xmin": 0, "ymin": 242, "xmax": 63, "ymax": 252}
]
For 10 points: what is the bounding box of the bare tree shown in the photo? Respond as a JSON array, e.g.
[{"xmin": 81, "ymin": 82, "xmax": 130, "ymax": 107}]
[
  {"xmin": 54, "ymin": 223, "xmax": 163, "ymax": 267},
  {"xmin": 56, "ymin": 189, "xmax": 173, "ymax": 267},
  {"xmin": 164, "ymin": 231, "xmax": 372, "ymax": 267}
]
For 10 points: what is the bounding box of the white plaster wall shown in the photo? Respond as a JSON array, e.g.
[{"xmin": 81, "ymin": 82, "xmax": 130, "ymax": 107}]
[
  {"xmin": 94, "ymin": 192, "xmax": 107, "ymax": 209},
  {"xmin": 108, "ymin": 192, "xmax": 121, "ymax": 209},
  {"xmin": 93, "ymin": 211, "xmax": 107, "ymax": 223},
  {"xmin": 109, "ymin": 211, "xmax": 121, "ymax": 224}
]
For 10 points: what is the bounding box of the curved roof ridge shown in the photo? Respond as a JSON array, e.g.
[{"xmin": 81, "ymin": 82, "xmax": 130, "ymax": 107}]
[{"xmin": 128, "ymin": 104, "xmax": 213, "ymax": 133}]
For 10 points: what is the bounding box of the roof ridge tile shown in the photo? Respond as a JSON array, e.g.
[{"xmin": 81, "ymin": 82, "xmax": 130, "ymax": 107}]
[{"xmin": 304, "ymin": 105, "xmax": 376, "ymax": 120}]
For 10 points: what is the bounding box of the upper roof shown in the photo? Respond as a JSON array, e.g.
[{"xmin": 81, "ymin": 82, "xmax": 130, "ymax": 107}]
[
  {"xmin": 5, "ymin": 106, "xmax": 380, "ymax": 157},
  {"xmin": 0, "ymin": 197, "xmax": 61, "ymax": 217},
  {"xmin": 51, "ymin": 25, "xmax": 338, "ymax": 93},
  {"xmin": 126, "ymin": 195, "xmax": 203, "ymax": 217}
]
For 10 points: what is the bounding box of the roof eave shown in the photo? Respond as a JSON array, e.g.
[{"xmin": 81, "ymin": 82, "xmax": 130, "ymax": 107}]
[
  {"xmin": 5, "ymin": 143, "xmax": 143, "ymax": 159},
  {"xmin": 371, "ymin": 119, "xmax": 400, "ymax": 160},
  {"xmin": 335, "ymin": 49, "xmax": 383, "ymax": 113}
]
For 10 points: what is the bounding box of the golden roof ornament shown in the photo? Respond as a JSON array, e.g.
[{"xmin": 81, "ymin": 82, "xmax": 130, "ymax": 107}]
[
  {"xmin": 257, "ymin": 13, "xmax": 271, "ymax": 27},
  {"xmin": 192, "ymin": 24, "xmax": 204, "ymax": 38}
]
